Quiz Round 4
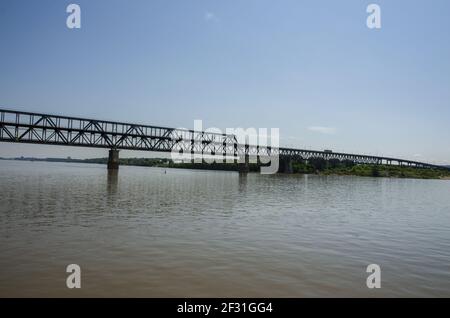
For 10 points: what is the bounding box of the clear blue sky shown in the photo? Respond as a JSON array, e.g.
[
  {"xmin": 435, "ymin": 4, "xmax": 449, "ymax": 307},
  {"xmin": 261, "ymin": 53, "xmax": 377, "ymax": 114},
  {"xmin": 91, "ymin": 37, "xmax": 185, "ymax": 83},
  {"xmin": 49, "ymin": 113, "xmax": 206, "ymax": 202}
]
[{"xmin": 0, "ymin": 0, "xmax": 449, "ymax": 164}]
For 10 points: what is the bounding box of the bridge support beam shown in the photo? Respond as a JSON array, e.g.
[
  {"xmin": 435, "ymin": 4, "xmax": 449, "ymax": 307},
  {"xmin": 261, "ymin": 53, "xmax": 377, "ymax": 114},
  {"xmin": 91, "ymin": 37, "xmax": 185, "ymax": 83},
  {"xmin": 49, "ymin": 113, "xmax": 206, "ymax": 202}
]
[
  {"xmin": 107, "ymin": 149, "xmax": 119, "ymax": 170},
  {"xmin": 279, "ymin": 156, "xmax": 293, "ymax": 174},
  {"xmin": 238, "ymin": 154, "xmax": 250, "ymax": 174}
]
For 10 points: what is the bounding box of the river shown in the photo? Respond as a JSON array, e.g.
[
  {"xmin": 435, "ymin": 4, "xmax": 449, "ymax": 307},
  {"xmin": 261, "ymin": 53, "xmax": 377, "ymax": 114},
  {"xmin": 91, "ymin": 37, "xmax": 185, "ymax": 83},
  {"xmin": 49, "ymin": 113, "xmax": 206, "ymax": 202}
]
[{"xmin": 0, "ymin": 160, "xmax": 449, "ymax": 297}]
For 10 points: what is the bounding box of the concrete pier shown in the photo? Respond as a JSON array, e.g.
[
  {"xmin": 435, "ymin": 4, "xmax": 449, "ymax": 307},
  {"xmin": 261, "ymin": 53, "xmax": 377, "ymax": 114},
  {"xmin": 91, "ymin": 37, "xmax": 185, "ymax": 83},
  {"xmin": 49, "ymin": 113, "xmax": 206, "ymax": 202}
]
[
  {"xmin": 107, "ymin": 149, "xmax": 119, "ymax": 170},
  {"xmin": 238, "ymin": 154, "xmax": 250, "ymax": 174}
]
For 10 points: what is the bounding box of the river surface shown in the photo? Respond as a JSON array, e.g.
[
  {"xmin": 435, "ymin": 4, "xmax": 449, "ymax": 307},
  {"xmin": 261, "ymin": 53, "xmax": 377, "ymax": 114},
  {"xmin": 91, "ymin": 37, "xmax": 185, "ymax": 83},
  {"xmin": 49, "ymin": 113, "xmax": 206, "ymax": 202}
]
[{"xmin": 0, "ymin": 160, "xmax": 449, "ymax": 297}]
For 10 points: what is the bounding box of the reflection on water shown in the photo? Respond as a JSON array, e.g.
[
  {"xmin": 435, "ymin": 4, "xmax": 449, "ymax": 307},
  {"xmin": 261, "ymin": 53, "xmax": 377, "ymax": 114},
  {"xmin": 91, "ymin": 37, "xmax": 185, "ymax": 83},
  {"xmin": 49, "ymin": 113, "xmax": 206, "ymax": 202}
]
[
  {"xmin": 238, "ymin": 173, "xmax": 247, "ymax": 192},
  {"xmin": 107, "ymin": 169, "xmax": 118, "ymax": 196},
  {"xmin": 0, "ymin": 160, "xmax": 450, "ymax": 297}
]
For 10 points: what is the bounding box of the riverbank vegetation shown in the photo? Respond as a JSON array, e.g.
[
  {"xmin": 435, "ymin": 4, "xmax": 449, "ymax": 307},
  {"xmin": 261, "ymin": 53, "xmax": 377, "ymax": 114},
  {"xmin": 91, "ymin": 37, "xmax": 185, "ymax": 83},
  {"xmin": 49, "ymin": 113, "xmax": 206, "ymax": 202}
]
[
  {"xmin": 63, "ymin": 157, "xmax": 450, "ymax": 179},
  {"xmin": 3, "ymin": 156, "xmax": 449, "ymax": 179},
  {"xmin": 292, "ymin": 158, "xmax": 450, "ymax": 179}
]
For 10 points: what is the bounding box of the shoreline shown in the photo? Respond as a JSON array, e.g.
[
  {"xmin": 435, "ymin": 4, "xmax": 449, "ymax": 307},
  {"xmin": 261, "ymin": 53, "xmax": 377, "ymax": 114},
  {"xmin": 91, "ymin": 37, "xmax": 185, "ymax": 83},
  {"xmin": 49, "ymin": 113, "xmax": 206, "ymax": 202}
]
[{"xmin": 2, "ymin": 157, "xmax": 450, "ymax": 180}]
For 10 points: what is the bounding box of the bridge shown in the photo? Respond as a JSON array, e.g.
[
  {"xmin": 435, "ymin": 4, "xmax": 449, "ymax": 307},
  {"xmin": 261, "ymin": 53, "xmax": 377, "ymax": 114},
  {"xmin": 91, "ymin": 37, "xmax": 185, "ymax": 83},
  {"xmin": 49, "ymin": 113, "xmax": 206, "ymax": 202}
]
[{"xmin": 0, "ymin": 108, "xmax": 446, "ymax": 172}]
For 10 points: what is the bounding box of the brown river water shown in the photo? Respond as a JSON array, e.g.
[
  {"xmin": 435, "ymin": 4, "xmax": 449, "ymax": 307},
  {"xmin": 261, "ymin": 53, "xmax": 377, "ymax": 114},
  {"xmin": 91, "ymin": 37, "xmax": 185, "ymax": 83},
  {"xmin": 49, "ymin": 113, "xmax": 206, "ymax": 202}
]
[{"xmin": 0, "ymin": 160, "xmax": 449, "ymax": 297}]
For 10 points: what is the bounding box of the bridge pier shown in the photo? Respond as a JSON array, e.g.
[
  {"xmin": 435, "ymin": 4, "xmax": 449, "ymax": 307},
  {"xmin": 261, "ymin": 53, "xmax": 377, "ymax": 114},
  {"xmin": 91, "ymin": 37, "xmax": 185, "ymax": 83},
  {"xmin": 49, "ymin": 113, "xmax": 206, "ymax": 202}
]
[
  {"xmin": 238, "ymin": 154, "xmax": 250, "ymax": 174},
  {"xmin": 107, "ymin": 149, "xmax": 119, "ymax": 170},
  {"xmin": 278, "ymin": 156, "xmax": 293, "ymax": 174}
]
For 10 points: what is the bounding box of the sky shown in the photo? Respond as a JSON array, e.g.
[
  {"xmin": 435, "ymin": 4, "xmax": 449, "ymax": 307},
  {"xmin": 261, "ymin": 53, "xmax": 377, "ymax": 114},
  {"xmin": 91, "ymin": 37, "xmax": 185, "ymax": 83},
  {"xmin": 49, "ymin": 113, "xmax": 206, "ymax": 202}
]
[{"xmin": 0, "ymin": 0, "xmax": 449, "ymax": 164}]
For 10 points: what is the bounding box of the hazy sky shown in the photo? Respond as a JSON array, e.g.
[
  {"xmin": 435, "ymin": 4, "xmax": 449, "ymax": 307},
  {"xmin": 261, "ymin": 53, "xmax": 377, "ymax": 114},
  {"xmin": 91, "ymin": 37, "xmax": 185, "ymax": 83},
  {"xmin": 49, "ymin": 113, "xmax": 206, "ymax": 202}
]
[{"xmin": 0, "ymin": 0, "xmax": 449, "ymax": 164}]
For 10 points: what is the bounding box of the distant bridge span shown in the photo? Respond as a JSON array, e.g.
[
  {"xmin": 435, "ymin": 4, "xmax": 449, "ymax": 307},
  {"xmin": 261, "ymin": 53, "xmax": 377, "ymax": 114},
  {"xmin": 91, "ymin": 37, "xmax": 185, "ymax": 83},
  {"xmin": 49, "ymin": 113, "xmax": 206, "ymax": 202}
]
[{"xmin": 0, "ymin": 108, "xmax": 446, "ymax": 171}]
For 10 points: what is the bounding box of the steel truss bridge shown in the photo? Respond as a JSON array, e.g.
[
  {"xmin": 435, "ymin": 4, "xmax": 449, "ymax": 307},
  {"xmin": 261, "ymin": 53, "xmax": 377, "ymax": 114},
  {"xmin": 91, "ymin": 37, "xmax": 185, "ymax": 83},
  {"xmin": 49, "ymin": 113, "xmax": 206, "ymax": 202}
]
[{"xmin": 0, "ymin": 108, "xmax": 446, "ymax": 171}]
